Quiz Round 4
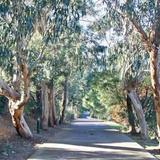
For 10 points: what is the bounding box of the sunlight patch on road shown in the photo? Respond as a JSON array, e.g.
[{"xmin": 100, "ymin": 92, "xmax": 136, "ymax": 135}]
[
  {"xmin": 29, "ymin": 142, "xmax": 156, "ymax": 160},
  {"xmin": 93, "ymin": 142, "xmax": 142, "ymax": 149},
  {"xmin": 35, "ymin": 142, "xmax": 144, "ymax": 154},
  {"xmin": 36, "ymin": 143, "xmax": 112, "ymax": 152}
]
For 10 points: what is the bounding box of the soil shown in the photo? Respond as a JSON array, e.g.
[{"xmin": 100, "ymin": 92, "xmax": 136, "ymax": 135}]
[
  {"xmin": 125, "ymin": 132, "xmax": 160, "ymax": 159},
  {"xmin": 0, "ymin": 114, "xmax": 60, "ymax": 160}
]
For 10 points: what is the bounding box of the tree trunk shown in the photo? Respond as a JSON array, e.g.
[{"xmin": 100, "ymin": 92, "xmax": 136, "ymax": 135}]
[
  {"xmin": 9, "ymin": 100, "xmax": 32, "ymax": 138},
  {"xmin": 59, "ymin": 76, "xmax": 68, "ymax": 124},
  {"xmin": 128, "ymin": 90, "xmax": 147, "ymax": 138},
  {"xmin": 41, "ymin": 82, "xmax": 49, "ymax": 130},
  {"xmin": 41, "ymin": 82, "xmax": 57, "ymax": 129},
  {"xmin": 125, "ymin": 0, "xmax": 160, "ymax": 139},
  {"xmin": 36, "ymin": 85, "xmax": 42, "ymax": 113},
  {"xmin": 52, "ymin": 87, "xmax": 57, "ymax": 125},
  {"xmin": 48, "ymin": 86, "xmax": 57, "ymax": 127},
  {"xmin": 0, "ymin": 73, "xmax": 33, "ymax": 138},
  {"xmin": 13, "ymin": 61, "xmax": 32, "ymax": 138},
  {"xmin": 126, "ymin": 94, "xmax": 136, "ymax": 134},
  {"xmin": 0, "ymin": 58, "xmax": 33, "ymax": 139},
  {"xmin": 148, "ymin": 0, "xmax": 160, "ymax": 138},
  {"xmin": 149, "ymin": 48, "xmax": 160, "ymax": 137}
]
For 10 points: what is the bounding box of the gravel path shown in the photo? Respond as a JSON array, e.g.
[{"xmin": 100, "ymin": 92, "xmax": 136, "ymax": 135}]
[{"xmin": 28, "ymin": 118, "xmax": 157, "ymax": 160}]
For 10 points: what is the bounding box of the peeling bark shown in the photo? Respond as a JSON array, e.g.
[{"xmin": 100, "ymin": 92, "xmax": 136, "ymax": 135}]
[
  {"xmin": 0, "ymin": 60, "xmax": 33, "ymax": 138},
  {"xmin": 127, "ymin": 0, "xmax": 160, "ymax": 138},
  {"xmin": 12, "ymin": 61, "xmax": 32, "ymax": 138},
  {"xmin": 148, "ymin": 0, "xmax": 160, "ymax": 138},
  {"xmin": 41, "ymin": 82, "xmax": 57, "ymax": 129},
  {"xmin": 9, "ymin": 100, "xmax": 32, "ymax": 138},
  {"xmin": 128, "ymin": 90, "xmax": 147, "ymax": 138},
  {"xmin": 149, "ymin": 48, "xmax": 160, "ymax": 137}
]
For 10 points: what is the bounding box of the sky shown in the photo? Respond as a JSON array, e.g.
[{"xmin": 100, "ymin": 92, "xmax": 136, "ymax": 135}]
[{"xmin": 79, "ymin": 0, "xmax": 124, "ymax": 47}]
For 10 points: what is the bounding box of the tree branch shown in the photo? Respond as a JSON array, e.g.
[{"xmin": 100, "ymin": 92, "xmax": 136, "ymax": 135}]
[
  {"xmin": 0, "ymin": 80, "xmax": 20, "ymax": 101},
  {"xmin": 128, "ymin": 15, "xmax": 148, "ymax": 42},
  {"xmin": 103, "ymin": 0, "xmax": 149, "ymax": 47},
  {"xmin": 18, "ymin": 60, "xmax": 30, "ymax": 108}
]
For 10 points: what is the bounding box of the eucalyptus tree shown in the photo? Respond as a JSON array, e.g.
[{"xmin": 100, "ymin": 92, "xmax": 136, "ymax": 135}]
[
  {"xmin": 82, "ymin": 0, "xmax": 160, "ymax": 138},
  {"xmin": 120, "ymin": 43, "xmax": 149, "ymax": 138},
  {"xmin": 56, "ymin": 30, "xmax": 84, "ymax": 124},
  {"xmin": 101, "ymin": 0, "xmax": 160, "ymax": 138},
  {"xmin": 83, "ymin": 2, "xmax": 151, "ymax": 136},
  {"xmin": 0, "ymin": 0, "xmax": 85, "ymax": 137},
  {"xmin": 29, "ymin": 20, "xmax": 84, "ymax": 125},
  {"xmin": 0, "ymin": 0, "xmax": 39, "ymax": 138}
]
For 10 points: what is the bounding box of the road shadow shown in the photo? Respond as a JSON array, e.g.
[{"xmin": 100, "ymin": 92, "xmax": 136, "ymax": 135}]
[{"xmin": 28, "ymin": 119, "xmax": 157, "ymax": 160}]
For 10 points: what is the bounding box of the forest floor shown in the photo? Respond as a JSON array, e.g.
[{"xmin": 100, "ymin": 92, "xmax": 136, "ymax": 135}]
[
  {"xmin": 0, "ymin": 114, "xmax": 159, "ymax": 160},
  {"xmin": 0, "ymin": 114, "xmax": 63, "ymax": 160},
  {"xmin": 128, "ymin": 134, "xmax": 160, "ymax": 159}
]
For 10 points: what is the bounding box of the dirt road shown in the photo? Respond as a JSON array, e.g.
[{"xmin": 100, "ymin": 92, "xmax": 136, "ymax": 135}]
[{"xmin": 28, "ymin": 118, "xmax": 157, "ymax": 160}]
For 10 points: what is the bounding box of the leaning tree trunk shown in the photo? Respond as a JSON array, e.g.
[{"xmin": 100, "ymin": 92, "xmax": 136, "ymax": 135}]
[
  {"xmin": 59, "ymin": 76, "xmax": 68, "ymax": 124},
  {"xmin": 0, "ymin": 61, "xmax": 33, "ymax": 138},
  {"xmin": 126, "ymin": 0, "xmax": 160, "ymax": 139},
  {"xmin": 128, "ymin": 90, "xmax": 147, "ymax": 138},
  {"xmin": 126, "ymin": 94, "xmax": 136, "ymax": 134},
  {"xmin": 11, "ymin": 61, "xmax": 32, "ymax": 138},
  {"xmin": 125, "ymin": 0, "xmax": 160, "ymax": 139},
  {"xmin": 9, "ymin": 101, "xmax": 32, "ymax": 138}
]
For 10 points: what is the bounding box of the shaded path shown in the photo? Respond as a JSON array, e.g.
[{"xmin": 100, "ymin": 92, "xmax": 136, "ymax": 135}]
[{"xmin": 28, "ymin": 119, "xmax": 157, "ymax": 160}]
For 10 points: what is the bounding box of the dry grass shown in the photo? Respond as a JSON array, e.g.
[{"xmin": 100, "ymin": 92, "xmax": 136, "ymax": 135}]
[{"xmin": 109, "ymin": 105, "xmax": 128, "ymax": 125}]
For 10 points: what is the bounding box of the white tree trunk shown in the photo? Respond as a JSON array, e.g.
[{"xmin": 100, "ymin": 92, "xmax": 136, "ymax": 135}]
[{"xmin": 128, "ymin": 90, "xmax": 147, "ymax": 138}]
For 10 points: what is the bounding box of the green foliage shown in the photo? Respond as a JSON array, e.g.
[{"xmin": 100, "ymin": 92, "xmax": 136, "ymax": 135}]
[
  {"xmin": 0, "ymin": 0, "xmax": 87, "ymax": 122},
  {"xmin": 83, "ymin": 70, "xmax": 124, "ymax": 119},
  {"xmin": 0, "ymin": 0, "xmax": 158, "ymax": 138},
  {"xmin": 141, "ymin": 93, "xmax": 156, "ymax": 137},
  {"xmin": 85, "ymin": 91, "xmax": 107, "ymax": 119},
  {"xmin": 65, "ymin": 110, "xmax": 75, "ymax": 121}
]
